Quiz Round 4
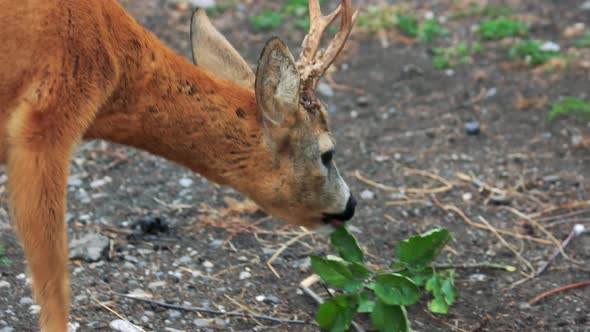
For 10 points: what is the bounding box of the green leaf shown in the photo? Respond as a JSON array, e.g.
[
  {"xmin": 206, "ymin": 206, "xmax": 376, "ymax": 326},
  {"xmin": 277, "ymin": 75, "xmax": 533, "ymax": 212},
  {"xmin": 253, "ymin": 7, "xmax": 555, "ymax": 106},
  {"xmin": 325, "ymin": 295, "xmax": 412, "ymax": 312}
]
[
  {"xmin": 358, "ymin": 292, "xmax": 375, "ymax": 313},
  {"xmin": 331, "ymin": 227, "xmax": 364, "ymax": 263},
  {"xmin": 428, "ymin": 296, "xmax": 449, "ymax": 314},
  {"xmin": 425, "ymin": 272, "xmax": 457, "ymax": 314},
  {"xmin": 316, "ymin": 294, "xmax": 358, "ymax": 332},
  {"xmin": 310, "ymin": 256, "xmax": 363, "ymax": 291},
  {"xmin": 371, "ymin": 301, "xmax": 410, "ymax": 332},
  {"xmin": 373, "ymin": 274, "xmax": 420, "ymax": 306},
  {"xmin": 249, "ymin": 10, "xmax": 283, "ymax": 32},
  {"xmin": 400, "ymin": 267, "xmax": 433, "ymax": 287},
  {"xmin": 396, "ymin": 13, "xmax": 419, "ymax": 38},
  {"xmin": 548, "ymin": 97, "xmax": 590, "ymax": 122},
  {"xmin": 396, "ymin": 228, "xmax": 452, "ymax": 268}
]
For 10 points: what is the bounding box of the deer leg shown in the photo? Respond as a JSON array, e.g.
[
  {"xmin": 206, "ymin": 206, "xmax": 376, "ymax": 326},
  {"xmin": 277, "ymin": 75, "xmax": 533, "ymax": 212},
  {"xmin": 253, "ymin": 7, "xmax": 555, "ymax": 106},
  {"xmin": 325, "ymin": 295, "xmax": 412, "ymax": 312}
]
[
  {"xmin": 7, "ymin": 141, "xmax": 73, "ymax": 332},
  {"xmin": 5, "ymin": 93, "xmax": 96, "ymax": 331}
]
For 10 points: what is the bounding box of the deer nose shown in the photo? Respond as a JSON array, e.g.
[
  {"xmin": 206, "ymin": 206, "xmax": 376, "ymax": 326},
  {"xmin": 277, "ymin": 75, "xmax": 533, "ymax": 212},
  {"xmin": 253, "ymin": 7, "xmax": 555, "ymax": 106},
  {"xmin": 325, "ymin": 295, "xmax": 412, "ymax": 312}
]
[{"xmin": 322, "ymin": 194, "xmax": 356, "ymax": 224}]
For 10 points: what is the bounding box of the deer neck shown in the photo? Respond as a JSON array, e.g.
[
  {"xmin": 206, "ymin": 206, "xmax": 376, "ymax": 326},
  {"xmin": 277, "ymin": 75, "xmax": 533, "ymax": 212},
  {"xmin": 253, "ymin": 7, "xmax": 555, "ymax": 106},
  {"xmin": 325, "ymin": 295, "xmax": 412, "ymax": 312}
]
[{"xmin": 86, "ymin": 31, "xmax": 267, "ymax": 188}]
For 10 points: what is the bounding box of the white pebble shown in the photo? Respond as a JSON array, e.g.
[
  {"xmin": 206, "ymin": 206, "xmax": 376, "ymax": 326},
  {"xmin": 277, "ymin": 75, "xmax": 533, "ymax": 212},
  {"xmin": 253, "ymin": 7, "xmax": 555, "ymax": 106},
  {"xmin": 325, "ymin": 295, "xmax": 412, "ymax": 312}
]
[
  {"xmin": 360, "ymin": 189, "xmax": 375, "ymax": 200},
  {"xmin": 179, "ymin": 178, "xmax": 194, "ymax": 187},
  {"xmin": 109, "ymin": 319, "xmax": 141, "ymax": 332},
  {"xmin": 574, "ymin": 224, "xmax": 585, "ymax": 235},
  {"xmin": 239, "ymin": 271, "xmax": 252, "ymax": 280}
]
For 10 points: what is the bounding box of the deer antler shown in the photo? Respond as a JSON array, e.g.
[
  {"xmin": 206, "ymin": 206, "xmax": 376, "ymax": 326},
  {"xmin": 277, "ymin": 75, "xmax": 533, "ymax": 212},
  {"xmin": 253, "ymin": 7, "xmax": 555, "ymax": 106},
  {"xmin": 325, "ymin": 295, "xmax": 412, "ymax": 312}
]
[{"xmin": 296, "ymin": 0, "xmax": 358, "ymax": 109}]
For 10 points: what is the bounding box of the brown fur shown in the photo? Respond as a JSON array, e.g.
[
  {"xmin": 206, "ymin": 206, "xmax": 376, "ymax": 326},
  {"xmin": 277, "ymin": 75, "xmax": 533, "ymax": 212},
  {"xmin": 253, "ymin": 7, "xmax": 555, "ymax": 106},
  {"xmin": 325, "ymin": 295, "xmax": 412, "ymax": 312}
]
[{"xmin": 0, "ymin": 1, "xmax": 351, "ymax": 330}]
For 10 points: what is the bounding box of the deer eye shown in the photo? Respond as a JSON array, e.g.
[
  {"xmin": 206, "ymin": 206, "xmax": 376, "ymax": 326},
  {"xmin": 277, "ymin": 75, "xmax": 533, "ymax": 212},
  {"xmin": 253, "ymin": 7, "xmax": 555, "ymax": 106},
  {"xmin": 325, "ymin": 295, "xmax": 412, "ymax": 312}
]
[{"xmin": 321, "ymin": 150, "xmax": 334, "ymax": 166}]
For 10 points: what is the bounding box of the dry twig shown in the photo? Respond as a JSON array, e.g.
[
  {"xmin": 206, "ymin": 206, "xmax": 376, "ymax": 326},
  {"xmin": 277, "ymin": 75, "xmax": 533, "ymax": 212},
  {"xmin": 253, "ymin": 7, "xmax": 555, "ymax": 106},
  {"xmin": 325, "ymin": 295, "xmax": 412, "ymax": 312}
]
[
  {"xmin": 112, "ymin": 292, "xmax": 306, "ymax": 325},
  {"xmin": 354, "ymin": 168, "xmax": 452, "ymax": 195},
  {"xmin": 267, "ymin": 229, "xmax": 311, "ymax": 278},
  {"xmin": 89, "ymin": 292, "xmax": 147, "ymax": 332},
  {"xmin": 528, "ymin": 280, "xmax": 590, "ymax": 305}
]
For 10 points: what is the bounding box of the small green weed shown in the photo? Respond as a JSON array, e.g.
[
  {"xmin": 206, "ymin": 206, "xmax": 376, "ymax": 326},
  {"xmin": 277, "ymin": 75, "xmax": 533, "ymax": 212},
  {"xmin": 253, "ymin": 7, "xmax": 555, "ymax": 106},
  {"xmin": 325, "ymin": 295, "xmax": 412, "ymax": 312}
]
[
  {"xmin": 205, "ymin": 1, "xmax": 236, "ymax": 17},
  {"xmin": 452, "ymin": 3, "xmax": 512, "ymax": 19},
  {"xmin": 249, "ymin": 10, "xmax": 283, "ymax": 32},
  {"xmin": 312, "ymin": 227, "xmax": 457, "ymax": 331},
  {"xmin": 479, "ymin": 18, "xmax": 528, "ymax": 40},
  {"xmin": 357, "ymin": 5, "xmax": 397, "ymax": 33},
  {"xmin": 509, "ymin": 40, "xmax": 562, "ymax": 66},
  {"xmin": 421, "ymin": 19, "xmax": 448, "ymax": 42},
  {"xmin": 432, "ymin": 42, "xmax": 481, "ymax": 69},
  {"xmin": 573, "ymin": 31, "xmax": 590, "ymax": 48},
  {"xmin": 396, "ymin": 13, "xmax": 419, "ymax": 38},
  {"xmin": 548, "ymin": 97, "xmax": 590, "ymax": 122},
  {"xmin": 0, "ymin": 243, "xmax": 11, "ymax": 265}
]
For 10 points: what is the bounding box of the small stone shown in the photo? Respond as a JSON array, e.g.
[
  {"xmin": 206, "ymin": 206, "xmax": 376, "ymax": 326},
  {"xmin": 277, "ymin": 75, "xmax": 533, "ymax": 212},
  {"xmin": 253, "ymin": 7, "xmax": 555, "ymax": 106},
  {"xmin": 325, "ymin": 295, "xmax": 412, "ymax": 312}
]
[
  {"xmin": 19, "ymin": 297, "xmax": 33, "ymax": 305},
  {"xmin": 464, "ymin": 120, "xmax": 480, "ymax": 135},
  {"xmin": 542, "ymin": 175, "xmax": 560, "ymax": 183},
  {"xmin": 462, "ymin": 192, "xmax": 473, "ymax": 201},
  {"xmin": 187, "ymin": 0, "xmax": 216, "ymax": 8},
  {"xmin": 350, "ymin": 110, "xmax": 358, "ymax": 118},
  {"xmin": 68, "ymin": 177, "xmax": 83, "ymax": 187},
  {"xmin": 518, "ymin": 302, "xmax": 531, "ymax": 310},
  {"xmin": 202, "ymin": 260, "xmax": 214, "ymax": 269},
  {"xmin": 109, "ymin": 319, "xmax": 142, "ymax": 332},
  {"xmin": 360, "ymin": 189, "xmax": 375, "ymax": 200},
  {"xmin": 0, "ymin": 281, "xmax": 9, "ymax": 288},
  {"xmin": 0, "ymin": 327, "xmax": 14, "ymax": 332},
  {"xmin": 239, "ymin": 271, "xmax": 252, "ymax": 280},
  {"xmin": 571, "ymin": 134, "xmax": 583, "ymax": 147},
  {"xmin": 469, "ymin": 273, "xmax": 487, "ymax": 282},
  {"xmin": 16, "ymin": 274, "xmax": 26, "ymax": 280},
  {"xmin": 213, "ymin": 318, "xmax": 227, "ymax": 326},
  {"xmin": 29, "ymin": 305, "xmax": 41, "ymax": 315},
  {"xmin": 255, "ymin": 295, "xmax": 266, "ymax": 302},
  {"xmin": 69, "ymin": 233, "xmax": 110, "ymax": 262},
  {"xmin": 388, "ymin": 107, "xmax": 398, "ymax": 114},
  {"xmin": 177, "ymin": 256, "xmax": 192, "ymax": 265},
  {"xmin": 356, "ymin": 96, "xmax": 369, "ymax": 107},
  {"xmin": 194, "ymin": 318, "xmax": 211, "ymax": 327},
  {"xmin": 148, "ymin": 281, "xmax": 166, "ymax": 289},
  {"xmin": 168, "ymin": 310, "xmax": 182, "ymax": 319},
  {"xmin": 582, "ymin": 1, "xmax": 590, "ymax": 10},
  {"xmin": 68, "ymin": 322, "xmax": 80, "ymax": 332},
  {"xmin": 179, "ymin": 178, "xmax": 194, "ymax": 187},
  {"xmin": 539, "ymin": 41, "xmax": 560, "ymax": 52},
  {"xmin": 264, "ymin": 296, "xmax": 281, "ymax": 304},
  {"xmin": 317, "ymin": 83, "xmax": 334, "ymax": 98}
]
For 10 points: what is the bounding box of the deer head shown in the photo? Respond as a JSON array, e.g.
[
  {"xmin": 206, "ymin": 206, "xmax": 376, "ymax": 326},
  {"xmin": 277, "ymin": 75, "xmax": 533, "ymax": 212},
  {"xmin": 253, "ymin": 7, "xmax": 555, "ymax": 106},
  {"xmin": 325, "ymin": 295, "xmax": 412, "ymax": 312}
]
[{"xmin": 190, "ymin": 0, "xmax": 358, "ymax": 229}]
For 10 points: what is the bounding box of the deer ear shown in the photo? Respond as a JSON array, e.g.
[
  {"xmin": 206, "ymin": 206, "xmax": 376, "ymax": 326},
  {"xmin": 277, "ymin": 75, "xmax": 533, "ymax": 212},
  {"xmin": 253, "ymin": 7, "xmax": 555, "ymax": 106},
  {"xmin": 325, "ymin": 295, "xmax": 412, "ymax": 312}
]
[
  {"xmin": 190, "ymin": 9, "xmax": 255, "ymax": 88},
  {"xmin": 255, "ymin": 37, "xmax": 300, "ymax": 128}
]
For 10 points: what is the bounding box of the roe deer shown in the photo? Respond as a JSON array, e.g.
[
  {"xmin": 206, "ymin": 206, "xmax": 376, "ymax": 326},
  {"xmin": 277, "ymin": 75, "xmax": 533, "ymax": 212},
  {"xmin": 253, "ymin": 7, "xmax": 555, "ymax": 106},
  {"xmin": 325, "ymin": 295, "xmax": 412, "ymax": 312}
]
[{"xmin": 0, "ymin": 0, "xmax": 358, "ymax": 330}]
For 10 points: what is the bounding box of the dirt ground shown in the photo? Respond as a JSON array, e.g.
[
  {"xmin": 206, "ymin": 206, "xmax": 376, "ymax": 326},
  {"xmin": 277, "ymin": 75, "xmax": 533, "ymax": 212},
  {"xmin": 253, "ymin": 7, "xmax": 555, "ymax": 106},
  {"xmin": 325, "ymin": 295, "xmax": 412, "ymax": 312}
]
[{"xmin": 1, "ymin": 0, "xmax": 589, "ymax": 331}]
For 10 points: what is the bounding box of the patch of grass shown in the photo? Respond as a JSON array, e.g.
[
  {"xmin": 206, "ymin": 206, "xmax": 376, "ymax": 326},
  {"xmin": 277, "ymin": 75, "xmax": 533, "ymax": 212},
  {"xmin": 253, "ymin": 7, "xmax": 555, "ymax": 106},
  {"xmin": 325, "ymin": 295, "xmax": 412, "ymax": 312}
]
[
  {"xmin": 396, "ymin": 13, "xmax": 420, "ymax": 38},
  {"xmin": 509, "ymin": 40, "xmax": 562, "ymax": 66},
  {"xmin": 357, "ymin": 5, "xmax": 397, "ymax": 32},
  {"xmin": 480, "ymin": 5, "xmax": 513, "ymax": 18},
  {"xmin": 548, "ymin": 97, "xmax": 590, "ymax": 122},
  {"xmin": 249, "ymin": 10, "xmax": 283, "ymax": 32},
  {"xmin": 421, "ymin": 19, "xmax": 448, "ymax": 42},
  {"xmin": 205, "ymin": 0, "xmax": 236, "ymax": 17},
  {"xmin": 479, "ymin": 18, "xmax": 528, "ymax": 40},
  {"xmin": 573, "ymin": 31, "xmax": 590, "ymax": 48},
  {"xmin": 432, "ymin": 42, "xmax": 482, "ymax": 69},
  {"xmin": 0, "ymin": 243, "xmax": 11, "ymax": 265},
  {"xmin": 452, "ymin": 3, "xmax": 513, "ymax": 19}
]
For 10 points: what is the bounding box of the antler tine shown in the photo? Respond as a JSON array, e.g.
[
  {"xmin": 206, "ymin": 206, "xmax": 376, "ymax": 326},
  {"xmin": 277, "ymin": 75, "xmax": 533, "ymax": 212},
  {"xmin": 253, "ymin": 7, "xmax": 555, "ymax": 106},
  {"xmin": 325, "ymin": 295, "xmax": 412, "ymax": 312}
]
[
  {"xmin": 315, "ymin": 0, "xmax": 357, "ymax": 76},
  {"xmin": 298, "ymin": 0, "xmax": 343, "ymax": 68},
  {"xmin": 297, "ymin": 0, "xmax": 357, "ymax": 109}
]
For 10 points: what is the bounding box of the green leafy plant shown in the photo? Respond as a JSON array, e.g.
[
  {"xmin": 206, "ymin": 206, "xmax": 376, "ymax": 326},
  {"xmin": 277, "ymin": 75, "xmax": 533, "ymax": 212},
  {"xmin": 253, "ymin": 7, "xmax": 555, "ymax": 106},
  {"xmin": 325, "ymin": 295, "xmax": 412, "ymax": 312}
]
[
  {"xmin": 249, "ymin": 10, "xmax": 283, "ymax": 32},
  {"xmin": 396, "ymin": 13, "xmax": 419, "ymax": 38},
  {"xmin": 312, "ymin": 227, "xmax": 456, "ymax": 332},
  {"xmin": 421, "ymin": 19, "xmax": 448, "ymax": 42},
  {"xmin": 479, "ymin": 18, "xmax": 528, "ymax": 40},
  {"xmin": 432, "ymin": 42, "xmax": 482, "ymax": 69},
  {"xmin": 205, "ymin": 0, "xmax": 236, "ymax": 17},
  {"xmin": 452, "ymin": 3, "xmax": 512, "ymax": 19},
  {"xmin": 357, "ymin": 5, "xmax": 397, "ymax": 33},
  {"xmin": 573, "ymin": 31, "xmax": 590, "ymax": 48},
  {"xmin": 548, "ymin": 97, "xmax": 590, "ymax": 122},
  {"xmin": 0, "ymin": 243, "xmax": 11, "ymax": 265},
  {"xmin": 509, "ymin": 40, "xmax": 562, "ymax": 66}
]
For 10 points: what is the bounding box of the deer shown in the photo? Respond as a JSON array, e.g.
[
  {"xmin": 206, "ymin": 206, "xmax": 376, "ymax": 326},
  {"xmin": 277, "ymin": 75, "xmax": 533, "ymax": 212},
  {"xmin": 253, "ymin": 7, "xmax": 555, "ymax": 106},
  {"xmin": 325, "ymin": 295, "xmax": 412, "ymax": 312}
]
[{"xmin": 0, "ymin": 0, "xmax": 358, "ymax": 330}]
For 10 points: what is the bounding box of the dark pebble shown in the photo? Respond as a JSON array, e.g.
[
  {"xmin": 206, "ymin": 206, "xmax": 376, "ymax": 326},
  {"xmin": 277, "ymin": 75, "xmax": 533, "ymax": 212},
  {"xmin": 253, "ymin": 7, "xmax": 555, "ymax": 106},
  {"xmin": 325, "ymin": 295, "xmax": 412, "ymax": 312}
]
[{"xmin": 464, "ymin": 120, "xmax": 480, "ymax": 135}]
